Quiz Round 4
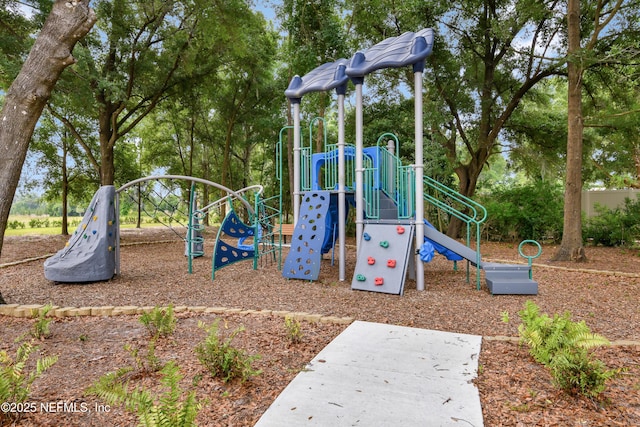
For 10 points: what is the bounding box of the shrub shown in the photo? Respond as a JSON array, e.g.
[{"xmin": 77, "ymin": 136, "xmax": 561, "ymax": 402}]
[
  {"xmin": 7, "ymin": 220, "xmax": 26, "ymax": 230},
  {"xmin": 87, "ymin": 361, "xmax": 200, "ymax": 427},
  {"xmin": 195, "ymin": 320, "xmax": 261, "ymax": 383},
  {"xmin": 0, "ymin": 341, "xmax": 58, "ymax": 424},
  {"xmin": 31, "ymin": 303, "xmax": 54, "ymax": 339},
  {"xmin": 139, "ymin": 305, "xmax": 176, "ymax": 339},
  {"xmin": 583, "ymin": 197, "xmax": 640, "ymax": 247},
  {"xmin": 124, "ymin": 340, "xmax": 164, "ymax": 375},
  {"xmin": 284, "ymin": 316, "xmax": 304, "ymax": 345},
  {"xmin": 481, "ymin": 181, "xmax": 563, "ymax": 242},
  {"xmin": 517, "ymin": 301, "xmax": 619, "ymax": 397}
]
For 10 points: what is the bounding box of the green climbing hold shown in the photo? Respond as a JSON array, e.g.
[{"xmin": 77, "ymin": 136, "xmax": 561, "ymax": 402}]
[
  {"xmin": 356, "ymin": 274, "xmax": 366, "ymax": 282},
  {"xmin": 379, "ymin": 240, "xmax": 389, "ymax": 248}
]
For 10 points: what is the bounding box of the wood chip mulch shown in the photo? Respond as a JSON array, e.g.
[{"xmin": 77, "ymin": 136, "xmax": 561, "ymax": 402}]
[{"xmin": 1, "ymin": 228, "xmax": 639, "ymax": 426}]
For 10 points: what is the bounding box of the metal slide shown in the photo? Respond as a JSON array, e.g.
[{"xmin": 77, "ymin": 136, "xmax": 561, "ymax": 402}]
[{"xmin": 422, "ymin": 226, "xmax": 538, "ymax": 295}]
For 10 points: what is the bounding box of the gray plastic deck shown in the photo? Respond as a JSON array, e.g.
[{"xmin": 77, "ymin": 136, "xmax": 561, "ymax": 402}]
[{"xmin": 255, "ymin": 321, "xmax": 484, "ymax": 427}]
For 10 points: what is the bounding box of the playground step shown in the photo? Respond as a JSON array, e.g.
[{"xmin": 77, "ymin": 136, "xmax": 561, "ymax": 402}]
[
  {"xmin": 482, "ymin": 263, "xmax": 531, "ymax": 279},
  {"xmin": 483, "ymin": 262, "xmax": 537, "ymax": 295},
  {"xmin": 485, "ymin": 277, "xmax": 538, "ymax": 295}
]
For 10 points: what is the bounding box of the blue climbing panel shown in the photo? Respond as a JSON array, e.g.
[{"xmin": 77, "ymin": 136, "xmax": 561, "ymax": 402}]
[
  {"xmin": 351, "ymin": 223, "xmax": 415, "ymax": 295},
  {"xmin": 213, "ymin": 210, "xmax": 256, "ymax": 271},
  {"xmin": 283, "ymin": 192, "xmax": 332, "ymax": 280}
]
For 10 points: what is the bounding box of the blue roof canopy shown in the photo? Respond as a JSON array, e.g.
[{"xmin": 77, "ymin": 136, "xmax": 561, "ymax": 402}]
[
  {"xmin": 285, "ymin": 59, "xmax": 349, "ymax": 102},
  {"xmin": 346, "ymin": 28, "xmax": 434, "ymax": 78}
]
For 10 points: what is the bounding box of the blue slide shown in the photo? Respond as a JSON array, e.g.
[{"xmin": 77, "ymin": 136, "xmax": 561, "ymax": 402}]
[{"xmin": 422, "ymin": 220, "xmax": 464, "ymax": 262}]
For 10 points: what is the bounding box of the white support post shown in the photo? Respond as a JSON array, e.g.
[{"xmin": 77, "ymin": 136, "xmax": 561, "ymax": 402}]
[
  {"xmin": 337, "ymin": 93, "xmax": 346, "ymax": 281},
  {"xmin": 354, "ymin": 82, "xmax": 364, "ymax": 252},
  {"xmin": 292, "ymin": 102, "xmax": 301, "ymax": 226},
  {"xmin": 414, "ymin": 70, "xmax": 425, "ymax": 291}
]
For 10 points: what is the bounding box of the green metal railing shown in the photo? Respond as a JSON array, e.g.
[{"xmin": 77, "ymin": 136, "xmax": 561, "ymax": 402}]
[{"xmin": 422, "ymin": 176, "xmax": 487, "ymax": 289}]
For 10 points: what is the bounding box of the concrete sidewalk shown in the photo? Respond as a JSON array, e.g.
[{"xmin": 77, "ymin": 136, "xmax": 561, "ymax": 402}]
[{"xmin": 255, "ymin": 320, "xmax": 484, "ymax": 426}]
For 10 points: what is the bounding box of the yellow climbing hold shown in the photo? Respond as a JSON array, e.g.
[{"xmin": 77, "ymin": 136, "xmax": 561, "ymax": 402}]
[
  {"xmin": 82, "ymin": 223, "xmax": 87, "ymax": 230},
  {"xmin": 93, "ymin": 215, "xmax": 98, "ymax": 221}
]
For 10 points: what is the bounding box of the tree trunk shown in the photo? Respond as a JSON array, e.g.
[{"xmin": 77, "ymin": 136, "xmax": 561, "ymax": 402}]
[
  {"xmin": 553, "ymin": 0, "xmax": 587, "ymax": 262},
  {"xmin": 0, "ymin": 0, "xmax": 96, "ymax": 259}
]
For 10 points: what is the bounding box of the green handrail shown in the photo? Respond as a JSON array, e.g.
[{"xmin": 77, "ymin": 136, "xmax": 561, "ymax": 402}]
[{"xmin": 422, "ymin": 176, "xmax": 487, "ymax": 289}]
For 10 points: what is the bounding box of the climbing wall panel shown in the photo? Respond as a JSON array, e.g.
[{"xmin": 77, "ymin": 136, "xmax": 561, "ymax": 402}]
[
  {"xmin": 351, "ymin": 223, "xmax": 415, "ymax": 295},
  {"xmin": 283, "ymin": 192, "xmax": 331, "ymax": 280},
  {"xmin": 213, "ymin": 210, "xmax": 256, "ymax": 272},
  {"xmin": 44, "ymin": 186, "xmax": 118, "ymax": 283}
]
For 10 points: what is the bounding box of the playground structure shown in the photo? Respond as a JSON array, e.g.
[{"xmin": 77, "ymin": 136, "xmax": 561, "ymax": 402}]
[
  {"xmin": 281, "ymin": 28, "xmax": 539, "ymax": 295},
  {"xmin": 44, "ymin": 176, "xmax": 283, "ymax": 283},
  {"xmin": 44, "ymin": 28, "xmax": 539, "ymax": 295}
]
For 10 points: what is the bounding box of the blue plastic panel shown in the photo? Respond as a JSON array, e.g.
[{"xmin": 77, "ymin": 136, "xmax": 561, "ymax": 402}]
[
  {"xmin": 283, "ymin": 192, "xmax": 332, "ymax": 280},
  {"xmin": 346, "ymin": 28, "xmax": 434, "ymax": 78},
  {"xmin": 285, "ymin": 59, "xmax": 350, "ymax": 100}
]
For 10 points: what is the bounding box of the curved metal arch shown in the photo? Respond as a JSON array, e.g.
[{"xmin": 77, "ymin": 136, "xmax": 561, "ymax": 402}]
[{"xmin": 116, "ymin": 175, "xmax": 262, "ymax": 214}]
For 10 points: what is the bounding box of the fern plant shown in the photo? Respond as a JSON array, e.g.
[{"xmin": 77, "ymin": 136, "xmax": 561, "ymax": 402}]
[
  {"xmin": 517, "ymin": 300, "xmax": 619, "ymax": 397},
  {"xmin": 284, "ymin": 316, "xmax": 304, "ymax": 345},
  {"xmin": 30, "ymin": 303, "xmax": 54, "ymax": 339},
  {"xmin": 1, "ymin": 341, "xmax": 58, "ymax": 423},
  {"xmin": 195, "ymin": 320, "xmax": 261, "ymax": 383},
  {"xmin": 140, "ymin": 305, "xmax": 177, "ymax": 339},
  {"xmin": 124, "ymin": 339, "xmax": 164, "ymax": 375},
  {"xmin": 86, "ymin": 361, "xmax": 200, "ymax": 427}
]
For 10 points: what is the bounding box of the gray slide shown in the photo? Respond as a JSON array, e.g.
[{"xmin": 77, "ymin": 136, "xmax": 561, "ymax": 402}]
[
  {"xmin": 44, "ymin": 186, "xmax": 118, "ymax": 283},
  {"xmin": 423, "ymin": 226, "xmax": 538, "ymax": 295}
]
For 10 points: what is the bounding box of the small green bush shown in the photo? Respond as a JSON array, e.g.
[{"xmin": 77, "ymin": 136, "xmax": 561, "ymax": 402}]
[
  {"xmin": 87, "ymin": 361, "xmax": 200, "ymax": 427},
  {"xmin": 195, "ymin": 320, "xmax": 261, "ymax": 383},
  {"xmin": 481, "ymin": 180, "xmax": 563, "ymax": 242},
  {"xmin": 139, "ymin": 305, "xmax": 176, "ymax": 339},
  {"xmin": 583, "ymin": 197, "xmax": 640, "ymax": 247},
  {"xmin": 31, "ymin": 303, "xmax": 54, "ymax": 339},
  {"xmin": 284, "ymin": 316, "xmax": 304, "ymax": 345},
  {"xmin": 7, "ymin": 220, "xmax": 26, "ymax": 230},
  {"xmin": 124, "ymin": 340, "xmax": 164, "ymax": 375},
  {"xmin": 1, "ymin": 341, "xmax": 58, "ymax": 424},
  {"xmin": 517, "ymin": 301, "xmax": 619, "ymax": 397}
]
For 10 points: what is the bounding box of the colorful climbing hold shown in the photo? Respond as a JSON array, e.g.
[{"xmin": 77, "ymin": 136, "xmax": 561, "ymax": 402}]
[
  {"xmin": 356, "ymin": 274, "xmax": 366, "ymax": 282},
  {"xmin": 374, "ymin": 277, "xmax": 384, "ymax": 286},
  {"xmin": 367, "ymin": 256, "xmax": 375, "ymax": 265},
  {"xmin": 379, "ymin": 240, "xmax": 389, "ymax": 248},
  {"xmin": 92, "ymin": 230, "xmax": 97, "ymax": 235},
  {"xmin": 108, "ymin": 246, "xmax": 113, "ymax": 252},
  {"xmin": 93, "ymin": 215, "xmax": 98, "ymax": 221},
  {"xmin": 397, "ymin": 225, "xmax": 405, "ymax": 234},
  {"xmin": 387, "ymin": 259, "xmax": 396, "ymax": 268},
  {"xmin": 363, "ymin": 233, "xmax": 371, "ymax": 241},
  {"xmin": 82, "ymin": 223, "xmax": 87, "ymax": 230},
  {"xmin": 108, "ymin": 220, "xmax": 113, "ymax": 226}
]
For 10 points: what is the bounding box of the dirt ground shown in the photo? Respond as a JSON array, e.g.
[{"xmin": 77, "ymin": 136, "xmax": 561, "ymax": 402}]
[{"xmin": 1, "ymin": 228, "xmax": 639, "ymax": 426}]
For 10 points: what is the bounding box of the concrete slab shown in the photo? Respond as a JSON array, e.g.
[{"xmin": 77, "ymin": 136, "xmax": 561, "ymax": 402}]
[{"xmin": 255, "ymin": 321, "xmax": 484, "ymax": 427}]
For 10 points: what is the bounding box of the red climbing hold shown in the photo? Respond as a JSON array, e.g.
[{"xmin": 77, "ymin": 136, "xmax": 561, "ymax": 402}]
[
  {"xmin": 374, "ymin": 277, "xmax": 384, "ymax": 286},
  {"xmin": 397, "ymin": 225, "xmax": 405, "ymax": 234},
  {"xmin": 367, "ymin": 256, "xmax": 375, "ymax": 265},
  {"xmin": 387, "ymin": 259, "xmax": 396, "ymax": 268}
]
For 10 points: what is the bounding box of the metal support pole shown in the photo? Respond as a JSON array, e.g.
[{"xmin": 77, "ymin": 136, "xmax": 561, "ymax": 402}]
[
  {"xmin": 414, "ymin": 70, "xmax": 425, "ymax": 291},
  {"xmin": 337, "ymin": 93, "xmax": 346, "ymax": 281},
  {"xmin": 354, "ymin": 81, "xmax": 364, "ymax": 252},
  {"xmin": 292, "ymin": 102, "xmax": 301, "ymax": 225}
]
